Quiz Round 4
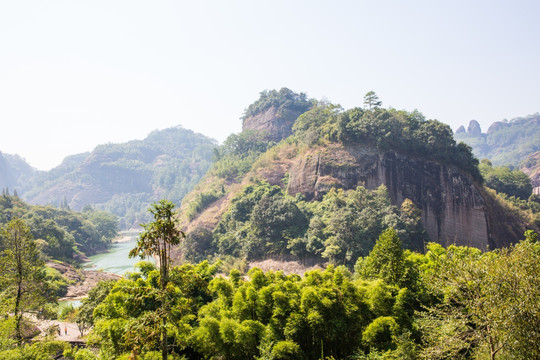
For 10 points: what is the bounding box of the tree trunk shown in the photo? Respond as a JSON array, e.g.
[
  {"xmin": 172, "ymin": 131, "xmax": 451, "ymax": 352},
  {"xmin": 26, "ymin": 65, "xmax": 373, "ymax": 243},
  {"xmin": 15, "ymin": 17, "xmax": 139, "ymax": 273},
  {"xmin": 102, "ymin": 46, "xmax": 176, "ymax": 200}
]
[
  {"xmin": 14, "ymin": 228, "xmax": 23, "ymax": 344},
  {"xmin": 14, "ymin": 281, "xmax": 22, "ymax": 343},
  {"xmin": 161, "ymin": 244, "xmax": 168, "ymax": 360},
  {"xmin": 162, "ymin": 316, "xmax": 168, "ymax": 360}
]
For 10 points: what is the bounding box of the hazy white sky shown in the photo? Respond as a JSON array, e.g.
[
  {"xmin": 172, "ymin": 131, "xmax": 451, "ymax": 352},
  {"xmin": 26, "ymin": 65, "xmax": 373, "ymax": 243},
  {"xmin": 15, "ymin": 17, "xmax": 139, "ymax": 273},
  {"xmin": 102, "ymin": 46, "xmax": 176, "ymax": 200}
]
[{"xmin": 1, "ymin": 0, "xmax": 539, "ymax": 170}]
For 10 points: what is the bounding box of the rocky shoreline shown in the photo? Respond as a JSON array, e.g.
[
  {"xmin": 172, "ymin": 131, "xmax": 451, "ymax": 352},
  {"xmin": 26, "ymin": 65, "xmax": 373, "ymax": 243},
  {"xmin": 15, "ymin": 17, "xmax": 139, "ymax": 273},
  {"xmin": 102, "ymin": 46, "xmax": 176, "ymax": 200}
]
[{"xmin": 48, "ymin": 262, "xmax": 121, "ymax": 301}]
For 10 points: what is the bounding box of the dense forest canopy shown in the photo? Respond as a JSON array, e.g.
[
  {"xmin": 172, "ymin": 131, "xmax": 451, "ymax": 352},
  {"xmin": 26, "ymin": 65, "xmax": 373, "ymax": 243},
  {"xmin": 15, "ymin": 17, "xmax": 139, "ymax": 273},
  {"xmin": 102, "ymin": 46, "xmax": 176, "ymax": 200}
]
[
  {"xmin": 189, "ymin": 182, "xmax": 427, "ymax": 267},
  {"xmin": 5, "ymin": 229, "xmax": 538, "ymax": 359},
  {"xmin": 0, "ymin": 194, "xmax": 118, "ymax": 260}
]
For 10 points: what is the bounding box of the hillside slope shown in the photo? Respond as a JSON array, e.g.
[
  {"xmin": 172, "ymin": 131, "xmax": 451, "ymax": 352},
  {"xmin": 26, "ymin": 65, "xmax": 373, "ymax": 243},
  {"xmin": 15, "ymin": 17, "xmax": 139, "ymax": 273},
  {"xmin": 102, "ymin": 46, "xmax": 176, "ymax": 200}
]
[
  {"xmin": 176, "ymin": 90, "xmax": 535, "ymax": 265},
  {"xmin": 21, "ymin": 126, "xmax": 216, "ymax": 229},
  {"xmin": 0, "ymin": 151, "xmax": 36, "ymax": 192}
]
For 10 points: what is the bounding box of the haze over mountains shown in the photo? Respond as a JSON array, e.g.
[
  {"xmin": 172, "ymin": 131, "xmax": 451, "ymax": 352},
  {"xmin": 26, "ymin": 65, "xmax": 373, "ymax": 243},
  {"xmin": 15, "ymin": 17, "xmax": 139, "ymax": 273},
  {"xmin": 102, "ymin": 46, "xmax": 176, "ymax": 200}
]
[
  {"xmin": 454, "ymin": 113, "xmax": 540, "ymax": 167},
  {"xmin": 173, "ymin": 89, "xmax": 538, "ymax": 267},
  {"xmin": 0, "ymin": 89, "xmax": 539, "ymax": 234},
  {"xmin": 0, "ymin": 126, "xmax": 216, "ymax": 229}
]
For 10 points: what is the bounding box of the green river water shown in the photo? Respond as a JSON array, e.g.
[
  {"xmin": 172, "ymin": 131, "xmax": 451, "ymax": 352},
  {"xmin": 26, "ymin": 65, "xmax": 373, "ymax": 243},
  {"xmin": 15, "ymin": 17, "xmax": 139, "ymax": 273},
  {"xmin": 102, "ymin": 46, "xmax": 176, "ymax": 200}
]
[{"xmin": 60, "ymin": 232, "xmax": 152, "ymax": 308}]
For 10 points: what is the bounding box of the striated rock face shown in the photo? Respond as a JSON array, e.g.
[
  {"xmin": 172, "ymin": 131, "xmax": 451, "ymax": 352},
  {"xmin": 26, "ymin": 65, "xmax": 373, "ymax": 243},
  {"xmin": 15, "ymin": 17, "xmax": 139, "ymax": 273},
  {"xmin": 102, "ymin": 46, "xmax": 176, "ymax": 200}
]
[
  {"xmin": 286, "ymin": 144, "xmax": 524, "ymax": 249},
  {"xmin": 242, "ymin": 106, "xmax": 305, "ymax": 142}
]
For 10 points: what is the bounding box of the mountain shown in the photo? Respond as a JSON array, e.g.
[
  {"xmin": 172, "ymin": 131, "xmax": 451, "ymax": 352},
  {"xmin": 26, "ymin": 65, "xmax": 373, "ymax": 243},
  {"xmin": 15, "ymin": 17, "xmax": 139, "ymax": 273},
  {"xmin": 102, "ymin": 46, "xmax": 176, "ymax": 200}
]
[
  {"xmin": 0, "ymin": 151, "xmax": 36, "ymax": 192},
  {"xmin": 454, "ymin": 114, "xmax": 540, "ymax": 166},
  {"xmin": 175, "ymin": 89, "xmax": 536, "ymax": 266},
  {"xmin": 20, "ymin": 126, "xmax": 216, "ymax": 229}
]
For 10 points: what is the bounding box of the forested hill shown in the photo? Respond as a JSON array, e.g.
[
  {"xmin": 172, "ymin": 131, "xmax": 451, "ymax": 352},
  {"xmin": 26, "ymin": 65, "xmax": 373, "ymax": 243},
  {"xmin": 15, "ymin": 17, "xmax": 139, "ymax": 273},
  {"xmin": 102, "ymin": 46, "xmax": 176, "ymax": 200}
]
[
  {"xmin": 176, "ymin": 89, "xmax": 537, "ymax": 267},
  {"xmin": 454, "ymin": 114, "xmax": 540, "ymax": 166},
  {"xmin": 0, "ymin": 151, "xmax": 36, "ymax": 192},
  {"xmin": 0, "ymin": 194, "xmax": 118, "ymax": 260},
  {"xmin": 19, "ymin": 126, "xmax": 216, "ymax": 229}
]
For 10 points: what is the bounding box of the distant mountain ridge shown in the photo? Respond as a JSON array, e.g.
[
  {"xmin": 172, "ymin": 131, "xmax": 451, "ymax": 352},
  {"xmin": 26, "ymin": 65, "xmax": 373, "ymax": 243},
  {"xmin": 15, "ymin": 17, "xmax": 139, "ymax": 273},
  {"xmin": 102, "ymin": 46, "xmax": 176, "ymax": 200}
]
[
  {"xmin": 10, "ymin": 126, "xmax": 216, "ymax": 229},
  {"xmin": 454, "ymin": 114, "xmax": 540, "ymax": 166}
]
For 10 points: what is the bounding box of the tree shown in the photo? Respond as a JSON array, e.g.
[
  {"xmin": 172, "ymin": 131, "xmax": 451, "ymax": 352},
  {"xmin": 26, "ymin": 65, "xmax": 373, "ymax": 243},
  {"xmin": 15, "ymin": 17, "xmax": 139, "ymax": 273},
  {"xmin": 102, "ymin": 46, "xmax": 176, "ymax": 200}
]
[
  {"xmin": 355, "ymin": 228, "xmax": 405, "ymax": 286},
  {"xmin": 129, "ymin": 200, "xmax": 185, "ymax": 360},
  {"xmin": 363, "ymin": 91, "xmax": 382, "ymax": 109},
  {"xmin": 75, "ymin": 280, "xmax": 116, "ymax": 337},
  {"xmin": 0, "ymin": 218, "xmax": 49, "ymax": 343}
]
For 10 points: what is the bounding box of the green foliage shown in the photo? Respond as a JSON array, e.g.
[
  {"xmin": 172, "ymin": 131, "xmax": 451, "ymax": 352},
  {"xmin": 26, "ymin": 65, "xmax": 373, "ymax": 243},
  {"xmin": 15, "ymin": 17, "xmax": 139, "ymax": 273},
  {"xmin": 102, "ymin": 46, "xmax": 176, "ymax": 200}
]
[
  {"xmin": 210, "ymin": 183, "xmax": 426, "ymax": 267},
  {"xmin": 183, "ymin": 226, "xmax": 216, "ymax": 263},
  {"xmin": 418, "ymin": 233, "xmax": 540, "ymax": 359},
  {"xmin": 335, "ymin": 107, "xmax": 482, "ymax": 181},
  {"xmin": 0, "ymin": 194, "xmax": 119, "ymax": 260},
  {"xmin": 44, "ymin": 266, "xmax": 72, "ymax": 297},
  {"xmin": 193, "ymin": 266, "xmax": 370, "ymax": 360},
  {"xmin": 292, "ymin": 102, "xmax": 342, "ymax": 145},
  {"xmin": 75, "ymin": 280, "xmax": 116, "ymax": 336},
  {"xmin": 211, "ymin": 130, "xmax": 274, "ymax": 181},
  {"xmin": 355, "ymin": 228, "xmax": 404, "ymax": 286},
  {"xmin": 23, "ymin": 230, "xmax": 535, "ymax": 359},
  {"xmin": 63, "ymin": 347, "xmax": 98, "ymax": 360},
  {"xmin": 89, "ymin": 261, "xmax": 218, "ymax": 359},
  {"xmin": 479, "ymin": 161, "xmax": 533, "ymax": 199},
  {"xmin": 0, "ymin": 218, "xmax": 52, "ymax": 343},
  {"xmin": 129, "ymin": 200, "xmax": 186, "ymax": 360},
  {"xmin": 363, "ymin": 91, "xmax": 382, "ymax": 110},
  {"xmin": 186, "ymin": 190, "xmax": 224, "ymax": 221},
  {"xmin": 242, "ymin": 88, "xmax": 313, "ymax": 122},
  {"xmin": 362, "ymin": 316, "xmax": 399, "ymax": 351},
  {"xmin": 0, "ymin": 340, "xmax": 69, "ymax": 360}
]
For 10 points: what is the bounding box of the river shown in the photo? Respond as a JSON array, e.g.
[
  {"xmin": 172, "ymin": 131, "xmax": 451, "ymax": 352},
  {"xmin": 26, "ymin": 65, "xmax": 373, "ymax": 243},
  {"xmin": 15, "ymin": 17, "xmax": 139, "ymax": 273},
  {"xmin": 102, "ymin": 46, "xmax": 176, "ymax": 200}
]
[
  {"xmin": 59, "ymin": 231, "xmax": 152, "ymax": 309},
  {"xmin": 84, "ymin": 230, "xmax": 154, "ymax": 275}
]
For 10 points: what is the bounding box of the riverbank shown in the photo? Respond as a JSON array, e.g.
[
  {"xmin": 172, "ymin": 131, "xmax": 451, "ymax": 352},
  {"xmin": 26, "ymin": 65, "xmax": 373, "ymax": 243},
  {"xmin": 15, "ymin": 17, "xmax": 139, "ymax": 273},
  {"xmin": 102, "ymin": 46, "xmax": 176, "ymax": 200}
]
[
  {"xmin": 51, "ymin": 233, "xmax": 151, "ymax": 302},
  {"xmin": 48, "ymin": 262, "xmax": 121, "ymax": 301}
]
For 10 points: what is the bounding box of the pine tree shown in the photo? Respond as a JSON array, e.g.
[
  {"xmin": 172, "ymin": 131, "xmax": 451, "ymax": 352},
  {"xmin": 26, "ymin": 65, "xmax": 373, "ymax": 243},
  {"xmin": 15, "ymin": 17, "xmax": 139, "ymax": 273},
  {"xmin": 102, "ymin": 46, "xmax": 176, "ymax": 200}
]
[{"xmin": 363, "ymin": 91, "xmax": 382, "ymax": 109}]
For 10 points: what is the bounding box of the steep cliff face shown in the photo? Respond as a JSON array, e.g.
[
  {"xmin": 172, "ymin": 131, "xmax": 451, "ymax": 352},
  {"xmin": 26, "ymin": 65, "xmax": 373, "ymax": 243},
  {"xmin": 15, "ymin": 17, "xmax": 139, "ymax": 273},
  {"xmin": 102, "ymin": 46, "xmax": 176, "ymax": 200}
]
[
  {"xmin": 242, "ymin": 106, "xmax": 305, "ymax": 142},
  {"xmin": 286, "ymin": 143, "xmax": 524, "ymax": 249}
]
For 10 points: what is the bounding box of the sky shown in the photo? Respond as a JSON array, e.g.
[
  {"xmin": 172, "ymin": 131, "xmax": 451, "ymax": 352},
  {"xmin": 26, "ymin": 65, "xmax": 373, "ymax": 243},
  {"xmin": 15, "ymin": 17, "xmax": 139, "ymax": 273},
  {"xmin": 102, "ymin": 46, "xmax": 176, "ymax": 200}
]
[{"xmin": 1, "ymin": 0, "xmax": 539, "ymax": 170}]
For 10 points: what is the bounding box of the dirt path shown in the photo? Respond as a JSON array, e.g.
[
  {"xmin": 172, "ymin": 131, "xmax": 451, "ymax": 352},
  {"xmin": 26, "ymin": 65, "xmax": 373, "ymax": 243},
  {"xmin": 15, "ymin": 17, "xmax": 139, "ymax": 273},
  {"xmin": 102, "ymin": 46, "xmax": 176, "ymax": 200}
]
[{"xmin": 34, "ymin": 318, "xmax": 86, "ymax": 342}]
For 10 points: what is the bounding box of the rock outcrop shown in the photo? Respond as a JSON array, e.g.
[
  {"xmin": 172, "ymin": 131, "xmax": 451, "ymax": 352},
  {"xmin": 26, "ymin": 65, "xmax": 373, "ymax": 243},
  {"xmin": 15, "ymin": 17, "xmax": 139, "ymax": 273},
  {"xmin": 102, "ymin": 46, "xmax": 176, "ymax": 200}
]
[
  {"xmin": 286, "ymin": 143, "xmax": 525, "ymax": 249},
  {"xmin": 455, "ymin": 125, "xmax": 466, "ymax": 134},
  {"xmin": 467, "ymin": 120, "xmax": 482, "ymax": 137},
  {"xmin": 242, "ymin": 106, "xmax": 305, "ymax": 142}
]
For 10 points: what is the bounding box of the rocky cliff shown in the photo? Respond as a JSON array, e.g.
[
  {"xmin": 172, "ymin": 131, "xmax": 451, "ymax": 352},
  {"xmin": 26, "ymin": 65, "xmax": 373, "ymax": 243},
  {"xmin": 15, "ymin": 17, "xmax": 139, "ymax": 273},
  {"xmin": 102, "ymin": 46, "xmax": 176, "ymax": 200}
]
[
  {"xmin": 184, "ymin": 141, "xmax": 527, "ymax": 251},
  {"xmin": 283, "ymin": 144, "xmax": 525, "ymax": 249},
  {"xmin": 242, "ymin": 105, "xmax": 305, "ymax": 142}
]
